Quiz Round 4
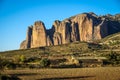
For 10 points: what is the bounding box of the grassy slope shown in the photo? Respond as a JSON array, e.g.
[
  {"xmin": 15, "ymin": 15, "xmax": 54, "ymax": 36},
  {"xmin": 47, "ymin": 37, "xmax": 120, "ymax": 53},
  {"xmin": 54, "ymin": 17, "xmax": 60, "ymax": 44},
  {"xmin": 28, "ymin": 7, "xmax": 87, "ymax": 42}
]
[
  {"xmin": 0, "ymin": 42, "xmax": 90, "ymax": 58},
  {"xmin": 1, "ymin": 33, "xmax": 120, "ymax": 80},
  {"xmin": 0, "ymin": 32, "xmax": 120, "ymax": 59},
  {"xmin": 101, "ymin": 32, "xmax": 120, "ymax": 43}
]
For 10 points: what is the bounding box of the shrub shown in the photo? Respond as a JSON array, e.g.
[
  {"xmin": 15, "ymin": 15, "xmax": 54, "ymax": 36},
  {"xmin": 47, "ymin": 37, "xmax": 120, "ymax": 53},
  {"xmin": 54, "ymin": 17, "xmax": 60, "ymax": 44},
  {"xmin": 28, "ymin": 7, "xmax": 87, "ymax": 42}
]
[
  {"xmin": 108, "ymin": 40, "xmax": 120, "ymax": 46},
  {"xmin": 0, "ymin": 75, "xmax": 9, "ymax": 80},
  {"xmin": 0, "ymin": 59, "xmax": 16, "ymax": 69},
  {"xmin": 88, "ymin": 43, "xmax": 102, "ymax": 50},
  {"xmin": 26, "ymin": 57, "xmax": 41, "ymax": 63},
  {"xmin": 0, "ymin": 74, "xmax": 20, "ymax": 80},
  {"xmin": 5, "ymin": 62, "xmax": 16, "ymax": 69},
  {"xmin": 0, "ymin": 58, "xmax": 4, "ymax": 71},
  {"xmin": 13, "ymin": 55, "xmax": 26, "ymax": 63},
  {"xmin": 40, "ymin": 58, "xmax": 50, "ymax": 67},
  {"xmin": 1, "ymin": 60, "xmax": 16, "ymax": 69},
  {"xmin": 28, "ymin": 65, "xmax": 35, "ymax": 69},
  {"xmin": 107, "ymin": 51, "xmax": 117, "ymax": 60},
  {"xmin": 13, "ymin": 55, "xmax": 21, "ymax": 63},
  {"xmin": 105, "ymin": 51, "xmax": 120, "ymax": 65},
  {"xmin": 19, "ymin": 55, "xmax": 26, "ymax": 63}
]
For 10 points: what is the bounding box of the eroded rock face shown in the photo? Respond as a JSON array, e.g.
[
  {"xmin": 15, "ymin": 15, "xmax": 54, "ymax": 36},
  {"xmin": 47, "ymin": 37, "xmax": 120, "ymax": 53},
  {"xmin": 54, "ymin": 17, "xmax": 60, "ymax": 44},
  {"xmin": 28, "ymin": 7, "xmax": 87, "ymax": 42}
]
[
  {"xmin": 47, "ymin": 35, "xmax": 53, "ymax": 46},
  {"xmin": 20, "ymin": 12, "xmax": 120, "ymax": 49},
  {"xmin": 74, "ymin": 14, "xmax": 93, "ymax": 41},
  {"xmin": 57, "ymin": 21, "xmax": 71, "ymax": 44},
  {"xmin": 53, "ymin": 32, "xmax": 62, "ymax": 45},
  {"xmin": 20, "ymin": 40, "xmax": 27, "ymax": 49},
  {"xmin": 52, "ymin": 20, "xmax": 71, "ymax": 44},
  {"xmin": 31, "ymin": 21, "xmax": 47, "ymax": 48},
  {"xmin": 95, "ymin": 19, "xmax": 108, "ymax": 39},
  {"xmin": 26, "ymin": 26, "xmax": 33, "ymax": 48},
  {"xmin": 20, "ymin": 26, "xmax": 33, "ymax": 49},
  {"xmin": 70, "ymin": 22, "xmax": 80, "ymax": 42},
  {"xmin": 72, "ymin": 13, "xmax": 109, "ymax": 41},
  {"xmin": 52, "ymin": 20, "xmax": 61, "ymax": 32}
]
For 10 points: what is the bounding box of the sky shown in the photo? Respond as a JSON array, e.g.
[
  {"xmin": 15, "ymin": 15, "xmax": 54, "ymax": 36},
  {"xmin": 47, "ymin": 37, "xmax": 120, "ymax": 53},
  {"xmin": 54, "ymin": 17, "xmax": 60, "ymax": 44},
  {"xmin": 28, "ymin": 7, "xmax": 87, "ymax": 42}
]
[{"xmin": 0, "ymin": 0, "xmax": 120, "ymax": 51}]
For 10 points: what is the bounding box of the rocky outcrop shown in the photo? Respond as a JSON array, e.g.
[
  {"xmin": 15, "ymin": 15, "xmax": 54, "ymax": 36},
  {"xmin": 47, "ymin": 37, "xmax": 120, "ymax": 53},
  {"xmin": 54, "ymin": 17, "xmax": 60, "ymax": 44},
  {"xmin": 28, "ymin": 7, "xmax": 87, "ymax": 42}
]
[
  {"xmin": 31, "ymin": 21, "xmax": 47, "ymax": 48},
  {"xmin": 53, "ymin": 32, "xmax": 62, "ymax": 45},
  {"xmin": 20, "ymin": 40, "xmax": 27, "ymax": 49},
  {"xmin": 47, "ymin": 35, "xmax": 53, "ymax": 46},
  {"xmin": 73, "ymin": 14, "xmax": 94, "ymax": 41},
  {"xmin": 70, "ymin": 22, "xmax": 79, "ymax": 42},
  {"xmin": 20, "ymin": 26, "xmax": 32, "ymax": 49},
  {"xmin": 20, "ymin": 12, "xmax": 120, "ymax": 49}
]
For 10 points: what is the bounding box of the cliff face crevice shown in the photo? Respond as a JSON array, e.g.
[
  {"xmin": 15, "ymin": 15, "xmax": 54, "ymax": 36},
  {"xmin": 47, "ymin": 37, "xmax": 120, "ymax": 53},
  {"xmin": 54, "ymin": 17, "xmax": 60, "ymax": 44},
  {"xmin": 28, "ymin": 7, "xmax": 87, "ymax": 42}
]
[{"xmin": 20, "ymin": 12, "xmax": 120, "ymax": 49}]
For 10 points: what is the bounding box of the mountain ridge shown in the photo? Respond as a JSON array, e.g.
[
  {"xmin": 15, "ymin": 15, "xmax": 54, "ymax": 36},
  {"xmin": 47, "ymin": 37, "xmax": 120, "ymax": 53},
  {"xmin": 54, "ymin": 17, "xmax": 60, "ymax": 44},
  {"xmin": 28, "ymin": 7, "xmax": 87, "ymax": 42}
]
[{"xmin": 20, "ymin": 12, "xmax": 120, "ymax": 49}]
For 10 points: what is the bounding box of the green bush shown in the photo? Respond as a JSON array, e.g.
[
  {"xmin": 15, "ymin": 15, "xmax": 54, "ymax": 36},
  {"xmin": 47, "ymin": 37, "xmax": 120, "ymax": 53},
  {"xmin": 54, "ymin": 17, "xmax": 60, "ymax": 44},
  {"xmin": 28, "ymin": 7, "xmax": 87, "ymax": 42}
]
[
  {"xmin": 108, "ymin": 40, "xmax": 120, "ymax": 46},
  {"xmin": 13, "ymin": 55, "xmax": 21, "ymax": 63},
  {"xmin": 14, "ymin": 55, "xmax": 26, "ymax": 63},
  {"xmin": 105, "ymin": 51, "xmax": 120, "ymax": 65},
  {"xmin": 28, "ymin": 65, "xmax": 35, "ymax": 69},
  {"xmin": 19, "ymin": 55, "xmax": 26, "ymax": 63},
  {"xmin": 88, "ymin": 43, "xmax": 102, "ymax": 50},
  {"xmin": 40, "ymin": 58, "xmax": 50, "ymax": 67},
  {"xmin": 0, "ymin": 74, "xmax": 20, "ymax": 80},
  {"xmin": 5, "ymin": 63, "xmax": 16, "ymax": 69},
  {"xmin": 0, "ymin": 58, "xmax": 4, "ymax": 71},
  {"xmin": 107, "ymin": 52, "xmax": 119, "ymax": 60},
  {"xmin": 0, "ymin": 59, "xmax": 16, "ymax": 69},
  {"xmin": 26, "ymin": 57, "xmax": 41, "ymax": 63}
]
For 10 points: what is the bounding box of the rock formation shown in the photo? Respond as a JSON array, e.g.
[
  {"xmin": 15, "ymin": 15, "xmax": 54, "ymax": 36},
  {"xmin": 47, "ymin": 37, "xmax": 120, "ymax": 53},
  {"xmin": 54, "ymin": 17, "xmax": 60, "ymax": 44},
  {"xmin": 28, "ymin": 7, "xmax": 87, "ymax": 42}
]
[
  {"xmin": 31, "ymin": 21, "xmax": 47, "ymax": 48},
  {"xmin": 20, "ymin": 12, "xmax": 120, "ymax": 49},
  {"xmin": 20, "ymin": 26, "xmax": 32, "ymax": 49}
]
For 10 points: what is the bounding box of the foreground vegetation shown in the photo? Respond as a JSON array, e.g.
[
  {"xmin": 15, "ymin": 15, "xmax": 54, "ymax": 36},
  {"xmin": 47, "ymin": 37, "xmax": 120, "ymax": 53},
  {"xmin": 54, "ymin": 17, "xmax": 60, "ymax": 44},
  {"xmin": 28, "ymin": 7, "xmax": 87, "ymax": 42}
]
[{"xmin": 0, "ymin": 32, "xmax": 120, "ymax": 80}]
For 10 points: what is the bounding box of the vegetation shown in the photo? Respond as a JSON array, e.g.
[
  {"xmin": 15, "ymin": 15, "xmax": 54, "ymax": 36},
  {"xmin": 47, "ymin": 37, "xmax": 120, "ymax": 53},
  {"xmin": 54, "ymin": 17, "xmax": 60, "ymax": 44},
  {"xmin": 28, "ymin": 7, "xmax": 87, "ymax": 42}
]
[
  {"xmin": 0, "ymin": 74, "xmax": 20, "ymax": 80},
  {"xmin": 40, "ymin": 58, "xmax": 50, "ymax": 67},
  {"xmin": 19, "ymin": 55, "xmax": 26, "ymax": 63},
  {"xmin": 104, "ymin": 51, "xmax": 120, "ymax": 65},
  {"xmin": 0, "ymin": 32, "xmax": 120, "ymax": 69},
  {"xmin": 0, "ymin": 32, "xmax": 120, "ymax": 80},
  {"xmin": 101, "ymin": 32, "xmax": 120, "ymax": 43},
  {"xmin": 0, "ymin": 58, "xmax": 16, "ymax": 70},
  {"xmin": 26, "ymin": 57, "xmax": 41, "ymax": 63},
  {"xmin": 108, "ymin": 40, "xmax": 120, "ymax": 46}
]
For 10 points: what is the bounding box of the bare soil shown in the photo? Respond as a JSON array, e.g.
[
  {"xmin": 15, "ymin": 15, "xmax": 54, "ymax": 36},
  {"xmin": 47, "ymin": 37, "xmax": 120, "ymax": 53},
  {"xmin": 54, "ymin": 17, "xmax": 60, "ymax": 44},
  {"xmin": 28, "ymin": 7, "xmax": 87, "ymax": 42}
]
[{"xmin": 1, "ymin": 67, "xmax": 120, "ymax": 80}]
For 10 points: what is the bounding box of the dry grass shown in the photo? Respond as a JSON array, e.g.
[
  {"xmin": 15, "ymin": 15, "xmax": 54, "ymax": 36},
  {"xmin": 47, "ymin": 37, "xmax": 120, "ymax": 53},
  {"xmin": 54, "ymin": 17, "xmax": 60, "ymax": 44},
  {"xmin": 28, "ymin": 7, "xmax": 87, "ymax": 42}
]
[{"xmin": 1, "ymin": 67, "xmax": 120, "ymax": 80}]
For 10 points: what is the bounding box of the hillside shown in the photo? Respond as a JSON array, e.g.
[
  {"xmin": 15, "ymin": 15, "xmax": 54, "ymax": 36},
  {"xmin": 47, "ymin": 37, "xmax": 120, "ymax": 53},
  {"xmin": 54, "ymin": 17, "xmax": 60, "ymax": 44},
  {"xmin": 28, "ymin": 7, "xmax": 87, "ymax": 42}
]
[
  {"xmin": 101, "ymin": 32, "xmax": 120, "ymax": 43},
  {"xmin": 1, "ymin": 31, "xmax": 120, "ymax": 58},
  {"xmin": 0, "ymin": 32, "xmax": 120, "ymax": 71},
  {"xmin": 2, "ymin": 32, "xmax": 120, "ymax": 52},
  {"xmin": 0, "ymin": 42, "xmax": 90, "ymax": 58}
]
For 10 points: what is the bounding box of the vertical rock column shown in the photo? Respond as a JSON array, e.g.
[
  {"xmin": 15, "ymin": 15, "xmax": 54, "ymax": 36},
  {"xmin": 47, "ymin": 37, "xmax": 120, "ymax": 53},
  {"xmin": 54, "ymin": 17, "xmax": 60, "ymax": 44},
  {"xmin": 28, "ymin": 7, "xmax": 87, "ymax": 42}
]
[
  {"xmin": 31, "ymin": 21, "xmax": 47, "ymax": 48},
  {"xmin": 20, "ymin": 26, "xmax": 33, "ymax": 49},
  {"xmin": 74, "ymin": 14, "xmax": 93, "ymax": 41},
  {"xmin": 26, "ymin": 26, "xmax": 33, "ymax": 48},
  {"xmin": 52, "ymin": 20, "xmax": 62, "ymax": 45},
  {"xmin": 70, "ymin": 22, "xmax": 80, "ymax": 42},
  {"xmin": 58, "ymin": 21, "xmax": 71, "ymax": 44}
]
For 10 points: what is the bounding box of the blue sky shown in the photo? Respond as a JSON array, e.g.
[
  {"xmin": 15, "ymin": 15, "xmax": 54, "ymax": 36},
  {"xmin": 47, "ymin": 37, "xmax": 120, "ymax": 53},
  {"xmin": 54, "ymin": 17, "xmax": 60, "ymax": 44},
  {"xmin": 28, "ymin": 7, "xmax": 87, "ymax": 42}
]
[{"xmin": 0, "ymin": 0, "xmax": 120, "ymax": 51}]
